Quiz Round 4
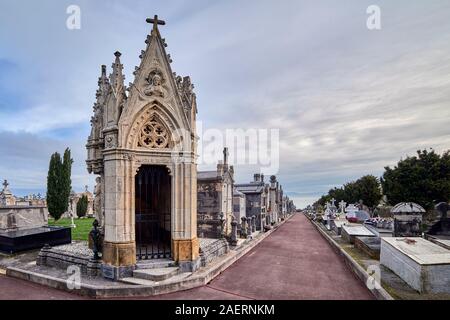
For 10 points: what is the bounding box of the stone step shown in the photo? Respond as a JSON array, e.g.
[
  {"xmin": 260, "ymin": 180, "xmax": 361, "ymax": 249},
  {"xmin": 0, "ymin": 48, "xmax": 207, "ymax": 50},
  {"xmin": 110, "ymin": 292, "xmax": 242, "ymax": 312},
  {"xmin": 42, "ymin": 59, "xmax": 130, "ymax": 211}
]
[
  {"xmin": 133, "ymin": 267, "xmax": 180, "ymax": 281},
  {"xmin": 120, "ymin": 277, "xmax": 156, "ymax": 286},
  {"xmin": 135, "ymin": 259, "xmax": 176, "ymax": 270}
]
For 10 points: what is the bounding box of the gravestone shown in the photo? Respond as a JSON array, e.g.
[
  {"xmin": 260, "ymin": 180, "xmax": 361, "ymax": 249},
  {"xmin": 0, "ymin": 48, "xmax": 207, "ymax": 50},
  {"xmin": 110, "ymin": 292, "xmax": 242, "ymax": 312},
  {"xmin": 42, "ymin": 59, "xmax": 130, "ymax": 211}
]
[
  {"xmin": 338, "ymin": 200, "xmax": 347, "ymax": 217},
  {"xmin": 391, "ymin": 202, "xmax": 425, "ymax": 237},
  {"xmin": 324, "ymin": 200, "xmax": 337, "ymax": 230},
  {"xmin": 426, "ymin": 202, "xmax": 450, "ymax": 241}
]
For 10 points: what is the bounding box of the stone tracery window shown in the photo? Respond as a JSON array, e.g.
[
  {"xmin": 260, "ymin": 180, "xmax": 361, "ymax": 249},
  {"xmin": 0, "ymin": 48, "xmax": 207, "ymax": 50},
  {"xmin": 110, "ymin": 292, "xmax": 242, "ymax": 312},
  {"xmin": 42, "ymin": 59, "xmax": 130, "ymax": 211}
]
[{"xmin": 137, "ymin": 114, "xmax": 171, "ymax": 149}]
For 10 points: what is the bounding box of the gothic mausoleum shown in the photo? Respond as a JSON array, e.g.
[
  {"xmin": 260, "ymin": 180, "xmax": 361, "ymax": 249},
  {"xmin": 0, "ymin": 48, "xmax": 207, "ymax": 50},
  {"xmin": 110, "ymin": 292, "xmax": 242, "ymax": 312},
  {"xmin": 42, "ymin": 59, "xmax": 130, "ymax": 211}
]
[{"xmin": 86, "ymin": 16, "xmax": 199, "ymax": 278}]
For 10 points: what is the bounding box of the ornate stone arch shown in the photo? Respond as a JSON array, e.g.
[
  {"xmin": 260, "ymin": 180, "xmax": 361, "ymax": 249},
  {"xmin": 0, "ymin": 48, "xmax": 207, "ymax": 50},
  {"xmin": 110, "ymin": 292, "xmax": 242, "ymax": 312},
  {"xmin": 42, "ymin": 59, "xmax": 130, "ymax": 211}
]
[{"xmin": 126, "ymin": 102, "xmax": 181, "ymax": 150}]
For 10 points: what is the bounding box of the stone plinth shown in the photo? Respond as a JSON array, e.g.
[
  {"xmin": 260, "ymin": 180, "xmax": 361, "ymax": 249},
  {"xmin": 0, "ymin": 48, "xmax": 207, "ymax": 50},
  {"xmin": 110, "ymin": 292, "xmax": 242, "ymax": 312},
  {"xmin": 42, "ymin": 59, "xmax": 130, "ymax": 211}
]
[
  {"xmin": 381, "ymin": 237, "xmax": 450, "ymax": 294},
  {"xmin": 37, "ymin": 242, "xmax": 102, "ymax": 276},
  {"xmin": 0, "ymin": 226, "xmax": 71, "ymax": 254}
]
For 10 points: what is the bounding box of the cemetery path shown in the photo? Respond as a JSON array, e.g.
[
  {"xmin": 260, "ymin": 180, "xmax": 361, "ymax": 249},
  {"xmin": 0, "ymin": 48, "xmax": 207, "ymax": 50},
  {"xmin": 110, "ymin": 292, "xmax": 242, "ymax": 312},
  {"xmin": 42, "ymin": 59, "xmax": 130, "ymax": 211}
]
[
  {"xmin": 148, "ymin": 213, "xmax": 374, "ymax": 300},
  {"xmin": 0, "ymin": 214, "xmax": 374, "ymax": 300}
]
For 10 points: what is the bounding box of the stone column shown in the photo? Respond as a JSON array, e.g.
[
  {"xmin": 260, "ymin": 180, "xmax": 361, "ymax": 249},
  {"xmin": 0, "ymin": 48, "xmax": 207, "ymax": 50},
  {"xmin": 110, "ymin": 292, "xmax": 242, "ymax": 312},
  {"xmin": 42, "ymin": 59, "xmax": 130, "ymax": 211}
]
[
  {"xmin": 171, "ymin": 159, "xmax": 200, "ymax": 272},
  {"xmin": 101, "ymin": 152, "xmax": 136, "ymax": 280},
  {"xmin": 230, "ymin": 218, "xmax": 238, "ymax": 246},
  {"xmin": 252, "ymin": 215, "xmax": 256, "ymax": 233}
]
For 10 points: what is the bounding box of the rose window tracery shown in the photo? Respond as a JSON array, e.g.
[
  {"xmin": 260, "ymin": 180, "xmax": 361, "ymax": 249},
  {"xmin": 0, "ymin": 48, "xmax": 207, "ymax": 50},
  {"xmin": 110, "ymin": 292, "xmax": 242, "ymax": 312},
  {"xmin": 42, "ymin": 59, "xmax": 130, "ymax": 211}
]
[{"xmin": 137, "ymin": 115, "xmax": 171, "ymax": 149}]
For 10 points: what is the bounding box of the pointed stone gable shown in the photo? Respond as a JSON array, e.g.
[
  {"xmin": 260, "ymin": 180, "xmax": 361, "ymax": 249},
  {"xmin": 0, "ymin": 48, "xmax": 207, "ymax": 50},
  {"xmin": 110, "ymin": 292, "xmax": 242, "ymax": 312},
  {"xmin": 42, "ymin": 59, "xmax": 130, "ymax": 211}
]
[{"xmin": 118, "ymin": 22, "xmax": 197, "ymax": 151}]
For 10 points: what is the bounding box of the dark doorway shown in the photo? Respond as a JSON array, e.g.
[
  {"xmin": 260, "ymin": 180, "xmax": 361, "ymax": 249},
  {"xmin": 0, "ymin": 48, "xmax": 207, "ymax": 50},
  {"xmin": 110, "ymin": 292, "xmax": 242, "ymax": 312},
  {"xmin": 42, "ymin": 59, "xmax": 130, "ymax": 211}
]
[{"xmin": 135, "ymin": 165, "xmax": 171, "ymax": 259}]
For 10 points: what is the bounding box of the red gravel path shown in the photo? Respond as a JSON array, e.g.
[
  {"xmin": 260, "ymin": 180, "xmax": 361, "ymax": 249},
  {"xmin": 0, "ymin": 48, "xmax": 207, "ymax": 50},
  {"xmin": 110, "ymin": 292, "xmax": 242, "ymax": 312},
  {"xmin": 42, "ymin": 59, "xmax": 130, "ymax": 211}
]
[{"xmin": 150, "ymin": 214, "xmax": 373, "ymax": 300}]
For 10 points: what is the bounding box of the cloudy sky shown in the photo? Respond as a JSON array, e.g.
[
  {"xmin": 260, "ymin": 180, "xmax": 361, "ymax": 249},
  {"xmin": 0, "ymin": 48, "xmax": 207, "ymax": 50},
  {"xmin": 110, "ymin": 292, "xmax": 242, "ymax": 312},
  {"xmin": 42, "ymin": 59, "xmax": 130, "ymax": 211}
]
[{"xmin": 1, "ymin": 0, "xmax": 450, "ymax": 208}]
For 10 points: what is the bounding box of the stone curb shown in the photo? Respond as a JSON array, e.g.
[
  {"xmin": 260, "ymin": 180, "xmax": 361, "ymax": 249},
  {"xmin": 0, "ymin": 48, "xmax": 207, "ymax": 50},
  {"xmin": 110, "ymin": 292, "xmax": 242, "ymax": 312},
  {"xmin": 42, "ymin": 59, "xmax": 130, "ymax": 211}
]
[
  {"xmin": 5, "ymin": 215, "xmax": 294, "ymax": 299},
  {"xmin": 306, "ymin": 216, "xmax": 394, "ymax": 300}
]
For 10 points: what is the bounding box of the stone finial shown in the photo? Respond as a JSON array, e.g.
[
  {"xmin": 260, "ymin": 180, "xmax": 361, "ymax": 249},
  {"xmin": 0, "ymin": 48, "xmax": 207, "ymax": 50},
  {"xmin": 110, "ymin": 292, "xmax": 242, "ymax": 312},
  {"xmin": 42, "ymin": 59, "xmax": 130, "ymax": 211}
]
[
  {"xmin": 110, "ymin": 51, "xmax": 125, "ymax": 92},
  {"xmin": 95, "ymin": 65, "xmax": 110, "ymax": 102},
  {"xmin": 223, "ymin": 147, "xmax": 229, "ymax": 166}
]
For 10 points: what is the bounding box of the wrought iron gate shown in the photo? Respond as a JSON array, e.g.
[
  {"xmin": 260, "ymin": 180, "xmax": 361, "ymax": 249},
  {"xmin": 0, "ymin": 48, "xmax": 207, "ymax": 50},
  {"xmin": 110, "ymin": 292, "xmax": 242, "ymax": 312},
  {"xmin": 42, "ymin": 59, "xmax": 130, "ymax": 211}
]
[{"xmin": 135, "ymin": 165, "xmax": 171, "ymax": 259}]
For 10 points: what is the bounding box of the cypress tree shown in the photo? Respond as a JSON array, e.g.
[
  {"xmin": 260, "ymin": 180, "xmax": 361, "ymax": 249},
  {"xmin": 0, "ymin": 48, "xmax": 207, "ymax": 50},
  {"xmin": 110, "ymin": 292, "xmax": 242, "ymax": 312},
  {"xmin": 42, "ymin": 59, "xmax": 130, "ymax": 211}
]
[
  {"xmin": 47, "ymin": 152, "xmax": 64, "ymax": 220},
  {"xmin": 76, "ymin": 195, "xmax": 89, "ymax": 218},
  {"xmin": 46, "ymin": 148, "xmax": 73, "ymax": 221},
  {"xmin": 61, "ymin": 148, "xmax": 73, "ymax": 214}
]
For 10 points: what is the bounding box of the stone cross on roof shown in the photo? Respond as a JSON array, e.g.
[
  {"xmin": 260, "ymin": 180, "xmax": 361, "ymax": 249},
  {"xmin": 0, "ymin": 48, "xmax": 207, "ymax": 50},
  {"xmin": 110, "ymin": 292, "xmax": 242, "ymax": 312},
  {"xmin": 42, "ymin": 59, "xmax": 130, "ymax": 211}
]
[
  {"xmin": 330, "ymin": 198, "xmax": 336, "ymax": 207},
  {"xmin": 2, "ymin": 179, "xmax": 8, "ymax": 190},
  {"xmin": 146, "ymin": 15, "xmax": 166, "ymax": 32}
]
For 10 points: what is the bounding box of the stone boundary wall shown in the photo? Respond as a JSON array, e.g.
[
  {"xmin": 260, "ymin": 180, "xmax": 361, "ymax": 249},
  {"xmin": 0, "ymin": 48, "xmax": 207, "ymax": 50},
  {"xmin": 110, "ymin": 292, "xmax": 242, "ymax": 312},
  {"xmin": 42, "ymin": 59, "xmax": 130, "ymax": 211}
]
[{"xmin": 199, "ymin": 238, "xmax": 229, "ymax": 267}]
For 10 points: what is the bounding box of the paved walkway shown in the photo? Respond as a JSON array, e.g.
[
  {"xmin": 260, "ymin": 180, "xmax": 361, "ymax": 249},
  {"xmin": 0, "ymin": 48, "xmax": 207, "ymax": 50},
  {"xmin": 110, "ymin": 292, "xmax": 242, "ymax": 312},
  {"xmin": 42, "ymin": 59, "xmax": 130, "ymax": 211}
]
[
  {"xmin": 151, "ymin": 214, "xmax": 373, "ymax": 300},
  {"xmin": 0, "ymin": 214, "xmax": 373, "ymax": 300}
]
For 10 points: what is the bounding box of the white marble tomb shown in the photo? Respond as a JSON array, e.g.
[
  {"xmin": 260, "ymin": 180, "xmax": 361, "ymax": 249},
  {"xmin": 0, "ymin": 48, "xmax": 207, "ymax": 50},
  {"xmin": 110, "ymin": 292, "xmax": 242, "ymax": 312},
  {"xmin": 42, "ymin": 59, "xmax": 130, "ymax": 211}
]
[{"xmin": 381, "ymin": 237, "xmax": 450, "ymax": 294}]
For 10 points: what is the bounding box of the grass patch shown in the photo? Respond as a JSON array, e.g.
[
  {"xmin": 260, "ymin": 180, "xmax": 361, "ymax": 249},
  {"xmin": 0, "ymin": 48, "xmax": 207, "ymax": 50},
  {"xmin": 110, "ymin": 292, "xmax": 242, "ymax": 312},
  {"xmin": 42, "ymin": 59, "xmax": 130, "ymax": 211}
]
[{"xmin": 48, "ymin": 217, "xmax": 94, "ymax": 241}]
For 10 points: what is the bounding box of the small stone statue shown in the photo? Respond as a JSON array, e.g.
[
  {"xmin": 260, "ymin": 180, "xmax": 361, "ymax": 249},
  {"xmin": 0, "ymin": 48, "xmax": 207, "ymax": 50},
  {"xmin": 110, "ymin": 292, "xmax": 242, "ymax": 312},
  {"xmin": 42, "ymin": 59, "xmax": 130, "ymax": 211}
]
[
  {"xmin": 240, "ymin": 217, "xmax": 247, "ymax": 238},
  {"xmin": 89, "ymin": 219, "xmax": 102, "ymax": 260},
  {"xmin": 218, "ymin": 212, "xmax": 225, "ymax": 239},
  {"xmin": 145, "ymin": 72, "xmax": 165, "ymax": 97},
  {"xmin": 230, "ymin": 217, "xmax": 238, "ymax": 246},
  {"xmin": 93, "ymin": 176, "xmax": 103, "ymax": 229}
]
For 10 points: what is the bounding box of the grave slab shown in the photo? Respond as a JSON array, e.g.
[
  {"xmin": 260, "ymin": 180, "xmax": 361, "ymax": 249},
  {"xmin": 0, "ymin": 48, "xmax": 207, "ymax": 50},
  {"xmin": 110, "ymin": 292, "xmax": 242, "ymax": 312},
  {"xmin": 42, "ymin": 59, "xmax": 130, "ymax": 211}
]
[
  {"xmin": 426, "ymin": 236, "xmax": 450, "ymax": 250},
  {"xmin": 355, "ymin": 236, "xmax": 381, "ymax": 259},
  {"xmin": 365, "ymin": 224, "xmax": 393, "ymax": 238},
  {"xmin": 341, "ymin": 225, "xmax": 375, "ymax": 244},
  {"xmin": 381, "ymin": 237, "xmax": 450, "ymax": 294}
]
